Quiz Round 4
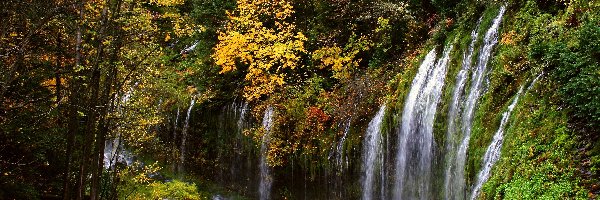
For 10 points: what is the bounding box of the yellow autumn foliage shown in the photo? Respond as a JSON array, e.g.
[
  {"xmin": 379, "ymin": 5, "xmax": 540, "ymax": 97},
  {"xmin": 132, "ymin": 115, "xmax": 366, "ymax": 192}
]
[
  {"xmin": 149, "ymin": 0, "xmax": 185, "ymax": 6},
  {"xmin": 312, "ymin": 34, "xmax": 371, "ymax": 80},
  {"xmin": 501, "ymin": 30, "xmax": 519, "ymax": 45},
  {"xmin": 313, "ymin": 46, "xmax": 343, "ymax": 70},
  {"xmin": 213, "ymin": 0, "xmax": 307, "ymax": 101}
]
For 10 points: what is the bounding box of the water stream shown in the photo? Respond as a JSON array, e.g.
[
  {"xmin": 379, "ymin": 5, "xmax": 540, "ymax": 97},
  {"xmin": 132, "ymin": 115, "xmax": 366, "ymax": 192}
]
[
  {"xmin": 103, "ymin": 86, "xmax": 136, "ymax": 169},
  {"xmin": 179, "ymin": 97, "xmax": 196, "ymax": 175},
  {"xmin": 336, "ymin": 119, "xmax": 351, "ymax": 172},
  {"xmin": 167, "ymin": 6, "xmax": 519, "ymax": 200},
  {"xmin": 444, "ymin": 6, "xmax": 506, "ymax": 199},
  {"xmin": 361, "ymin": 104, "xmax": 386, "ymax": 200},
  {"xmin": 470, "ymin": 74, "xmax": 542, "ymax": 199},
  {"xmin": 395, "ymin": 43, "xmax": 453, "ymax": 199},
  {"xmin": 259, "ymin": 106, "xmax": 274, "ymax": 200},
  {"xmin": 103, "ymin": 135, "xmax": 133, "ymax": 169},
  {"xmin": 443, "ymin": 19, "xmax": 481, "ymax": 200}
]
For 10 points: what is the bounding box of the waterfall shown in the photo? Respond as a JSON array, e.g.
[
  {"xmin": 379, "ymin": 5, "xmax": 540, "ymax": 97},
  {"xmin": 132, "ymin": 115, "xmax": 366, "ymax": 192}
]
[
  {"xmin": 172, "ymin": 107, "xmax": 180, "ymax": 171},
  {"xmin": 527, "ymin": 73, "xmax": 543, "ymax": 91},
  {"xmin": 232, "ymin": 101, "xmax": 249, "ymax": 158},
  {"xmin": 179, "ymin": 97, "xmax": 196, "ymax": 175},
  {"xmin": 443, "ymin": 16, "xmax": 484, "ymax": 200},
  {"xmin": 443, "ymin": 6, "xmax": 506, "ymax": 199},
  {"xmin": 336, "ymin": 119, "xmax": 351, "ymax": 171},
  {"xmin": 259, "ymin": 106, "xmax": 274, "ymax": 200},
  {"xmin": 469, "ymin": 85, "xmax": 523, "ymax": 200},
  {"xmin": 470, "ymin": 74, "xmax": 541, "ymax": 199},
  {"xmin": 231, "ymin": 101, "xmax": 250, "ymax": 186},
  {"xmin": 394, "ymin": 49, "xmax": 437, "ymax": 200},
  {"xmin": 361, "ymin": 104, "xmax": 386, "ymax": 200},
  {"xmin": 236, "ymin": 101, "xmax": 254, "ymax": 189},
  {"xmin": 104, "ymin": 86, "xmax": 136, "ymax": 169},
  {"xmin": 181, "ymin": 41, "xmax": 199, "ymax": 55},
  {"xmin": 103, "ymin": 135, "xmax": 133, "ymax": 169},
  {"xmin": 237, "ymin": 102, "xmax": 249, "ymax": 132},
  {"xmin": 394, "ymin": 43, "xmax": 453, "ymax": 200}
]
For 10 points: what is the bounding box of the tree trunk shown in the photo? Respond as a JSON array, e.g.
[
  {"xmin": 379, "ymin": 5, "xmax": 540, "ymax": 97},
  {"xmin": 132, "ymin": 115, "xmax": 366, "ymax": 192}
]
[
  {"xmin": 54, "ymin": 33, "xmax": 63, "ymax": 106},
  {"xmin": 77, "ymin": 67, "xmax": 100, "ymax": 200},
  {"xmin": 89, "ymin": 1, "xmax": 112, "ymax": 199},
  {"xmin": 55, "ymin": 29, "xmax": 69, "ymax": 200},
  {"xmin": 63, "ymin": 97, "xmax": 77, "ymax": 200},
  {"xmin": 68, "ymin": 1, "xmax": 85, "ymax": 199},
  {"xmin": 92, "ymin": 1, "xmax": 124, "ymax": 197},
  {"xmin": 78, "ymin": 0, "xmax": 113, "ymax": 198}
]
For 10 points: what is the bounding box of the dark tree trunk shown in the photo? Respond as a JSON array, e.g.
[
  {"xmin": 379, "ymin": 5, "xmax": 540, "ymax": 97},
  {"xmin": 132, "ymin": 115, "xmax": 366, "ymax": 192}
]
[
  {"xmin": 77, "ymin": 67, "xmax": 101, "ymax": 200},
  {"xmin": 78, "ymin": 0, "xmax": 112, "ymax": 198},
  {"xmin": 68, "ymin": 1, "xmax": 85, "ymax": 199},
  {"xmin": 63, "ymin": 72, "xmax": 79, "ymax": 199},
  {"xmin": 91, "ymin": 1, "xmax": 124, "ymax": 198}
]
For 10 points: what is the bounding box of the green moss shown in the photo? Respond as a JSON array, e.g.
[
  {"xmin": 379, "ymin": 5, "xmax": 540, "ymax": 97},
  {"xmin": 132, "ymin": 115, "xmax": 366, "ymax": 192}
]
[
  {"xmin": 433, "ymin": 27, "xmax": 471, "ymax": 151},
  {"xmin": 479, "ymin": 78, "xmax": 588, "ymax": 199},
  {"xmin": 460, "ymin": 5, "xmax": 514, "ymax": 186},
  {"xmin": 465, "ymin": 1, "xmax": 598, "ymax": 198}
]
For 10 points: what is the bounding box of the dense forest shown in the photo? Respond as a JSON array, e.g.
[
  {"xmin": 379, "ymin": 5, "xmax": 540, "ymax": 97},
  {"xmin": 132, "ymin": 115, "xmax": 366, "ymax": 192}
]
[{"xmin": 1, "ymin": 0, "xmax": 599, "ymax": 199}]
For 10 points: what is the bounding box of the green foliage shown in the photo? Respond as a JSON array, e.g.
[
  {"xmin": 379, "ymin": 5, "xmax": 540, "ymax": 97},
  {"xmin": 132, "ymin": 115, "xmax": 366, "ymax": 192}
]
[
  {"xmin": 452, "ymin": 1, "xmax": 600, "ymax": 199},
  {"xmin": 118, "ymin": 162, "xmax": 207, "ymax": 199},
  {"xmin": 369, "ymin": 17, "xmax": 394, "ymax": 68},
  {"xmin": 312, "ymin": 32, "xmax": 372, "ymax": 80},
  {"xmin": 3, "ymin": 0, "xmax": 599, "ymax": 198},
  {"xmin": 131, "ymin": 180, "xmax": 204, "ymax": 200},
  {"xmin": 479, "ymin": 79, "xmax": 588, "ymax": 199},
  {"xmin": 463, "ymin": 1, "xmax": 599, "ymax": 198},
  {"xmin": 520, "ymin": 0, "xmax": 600, "ymax": 130},
  {"xmin": 544, "ymin": 24, "xmax": 600, "ymax": 129}
]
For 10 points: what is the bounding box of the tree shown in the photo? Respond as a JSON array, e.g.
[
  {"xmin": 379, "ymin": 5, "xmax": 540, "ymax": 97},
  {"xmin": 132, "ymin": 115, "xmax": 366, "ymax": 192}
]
[
  {"xmin": 213, "ymin": 0, "xmax": 307, "ymax": 101},
  {"xmin": 1, "ymin": 0, "xmax": 197, "ymax": 198}
]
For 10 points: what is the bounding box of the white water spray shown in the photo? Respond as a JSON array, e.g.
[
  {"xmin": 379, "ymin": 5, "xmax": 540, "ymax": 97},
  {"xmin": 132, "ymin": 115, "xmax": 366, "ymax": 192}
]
[
  {"xmin": 336, "ymin": 119, "xmax": 351, "ymax": 171},
  {"xmin": 179, "ymin": 97, "xmax": 196, "ymax": 175},
  {"xmin": 361, "ymin": 104, "xmax": 386, "ymax": 200},
  {"xmin": 444, "ymin": 19, "xmax": 482, "ymax": 199},
  {"xmin": 395, "ymin": 44, "xmax": 453, "ymax": 199},
  {"xmin": 470, "ymin": 74, "xmax": 542, "ymax": 199},
  {"xmin": 259, "ymin": 106, "xmax": 274, "ymax": 200}
]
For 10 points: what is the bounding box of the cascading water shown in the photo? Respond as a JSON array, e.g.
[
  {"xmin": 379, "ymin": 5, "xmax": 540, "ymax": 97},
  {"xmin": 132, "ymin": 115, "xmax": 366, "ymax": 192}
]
[
  {"xmin": 443, "ymin": 6, "xmax": 506, "ymax": 199},
  {"xmin": 181, "ymin": 41, "xmax": 199, "ymax": 55},
  {"xmin": 470, "ymin": 74, "xmax": 541, "ymax": 199},
  {"xmin": 236, "ymin": 101, "xmax": 255, "ymax": 190},
  {"xmin": 104, "ymin": 87, "xmax": 136, "ymax": 169},
  {"xmin": 232, "ymin": 101, "xmax": 249, "ymax": 159},
  {"xmin": 395, "ymin": 49, "xmax": 436, "ymax": 200},
  {"xmin": 394, "ymin": 44, "xmax": 453, "ymax": 200},
  {"xmin": 172, "ymin": 107, "xmax": 180, "ymax": 172},
  {"xmin": 174, "ymin": 107, "xmax": 180, "ymax": 143},
  {"xmin": 179, "ymin": 97, "xmax": 196, "ymax": 175},
  {"xmin": 527, "ymin": 73, "xmax": 543, "ymax": 91},
  {"xmin": 231, "ymin": 101, "xmax": 251, "ymax": 187},
  {"xmin": 237, "ymin": 102, "xmax": 249, "ymax": 132},
  {"xmin": 469, "ymin": 86, "xmax": 523, "ymax": 200},
  {"xmin": 444, "ymin": 19, "xmax": 481, "ymax": 200},
  {"xmin": 361, "ymin": 104, "xmax": 386, "ymax": 200},
  {"xmin": 259, "ymin": 106, "xmax": 274, "ymax": 200},
  {"xmin": 336, "ymin": 119, "xmax": 351, "ymax": 171},
  {"xmin": 103, "ymin": 135, "xmax": 133, "ymax": 169}
]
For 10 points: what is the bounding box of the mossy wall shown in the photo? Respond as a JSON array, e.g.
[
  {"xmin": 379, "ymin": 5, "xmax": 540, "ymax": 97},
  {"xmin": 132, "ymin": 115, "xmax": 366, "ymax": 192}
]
[{"xmin": 181, "ymin": 1, "xmax": 598, "ymax": 199}]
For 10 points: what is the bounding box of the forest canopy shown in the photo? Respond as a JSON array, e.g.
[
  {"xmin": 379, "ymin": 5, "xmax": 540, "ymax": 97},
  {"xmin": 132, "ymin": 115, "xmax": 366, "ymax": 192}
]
[{"xmin": 1, "ymin": 0, "xmax": 598, "ymax": 199}]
